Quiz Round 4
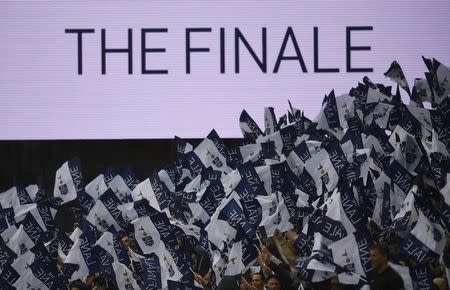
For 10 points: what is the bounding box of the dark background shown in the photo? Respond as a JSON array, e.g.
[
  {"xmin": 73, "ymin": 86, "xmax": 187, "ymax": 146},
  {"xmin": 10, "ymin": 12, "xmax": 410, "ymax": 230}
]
[{"xmin": 0, "ymin": 138, "xmax": 242, "ymax": 231}]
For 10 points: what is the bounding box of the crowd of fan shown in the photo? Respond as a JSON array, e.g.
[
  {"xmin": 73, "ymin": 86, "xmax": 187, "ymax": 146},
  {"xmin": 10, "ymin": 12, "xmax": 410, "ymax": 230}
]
[{"xmin": 64, "ymin": 224, "xmax": 450, "ymax": 290}]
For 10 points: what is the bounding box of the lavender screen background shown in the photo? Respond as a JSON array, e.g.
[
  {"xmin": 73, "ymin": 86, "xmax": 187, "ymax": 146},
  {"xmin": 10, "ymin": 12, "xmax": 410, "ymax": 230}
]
[{"xmin": 1, "ymin": 0, "xmax": 449, "ymax": 140}]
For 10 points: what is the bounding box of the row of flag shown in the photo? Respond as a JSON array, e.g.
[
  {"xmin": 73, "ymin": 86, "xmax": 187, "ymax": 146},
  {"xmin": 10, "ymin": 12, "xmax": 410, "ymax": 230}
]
[{"xmin": 0, "ymin": 56, "xmax": 449, "ymax": 289}]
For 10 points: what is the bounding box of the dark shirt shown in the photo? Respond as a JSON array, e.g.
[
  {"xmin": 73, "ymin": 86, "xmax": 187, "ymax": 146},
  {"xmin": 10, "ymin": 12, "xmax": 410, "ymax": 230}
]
[{"xmin": 370, "ymin": 266, "xmax": 404, "ymax": 290}]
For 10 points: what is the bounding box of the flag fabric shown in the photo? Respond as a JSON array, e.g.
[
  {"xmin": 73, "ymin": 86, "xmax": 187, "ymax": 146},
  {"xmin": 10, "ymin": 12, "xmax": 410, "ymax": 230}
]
[
  {"xmin": 108, "ymin": 174, "xmax": 134, "ymax": 204},
  {"xmin": 131, "ymin": 215, "xmax": 162, "ymax": 254},
  {"xmin": 400, "ymin": 210, "xmax": 445, "ymax": 264},
  {"xmin": 384, "ymin": 60, "xmax": 411, "ymax": 95},
  {"xmin": 84, "ymin": 174, "xmax": 108, "ymax": 201},
  {"xmin": 62, "ymin": 220, "xmax": 98, "ymax": 282},
  {"xmin": 111, "ymin": 261, "xmax": 140, "ymax": 290},
  {"xmin": 240, "ymin": 110, "xmax": 264, "ymax": 141},
  {"xmin": 53, "ymin": 158, "xmax": 84, "ymax": 204},
  {"xmin": 390, "ymin": 262, "xmax": 434, "ymax": 290},
  {"xmin": 86, "ymin": 189, "xmax": 125, "ymax": 232}
]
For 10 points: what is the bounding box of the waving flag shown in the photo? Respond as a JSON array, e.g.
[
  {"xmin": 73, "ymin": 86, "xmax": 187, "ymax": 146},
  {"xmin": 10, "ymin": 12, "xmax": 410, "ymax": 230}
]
[
  {"xmin": 224, "ymin": 238, "xmax": 258, "ymax": 277},
  {"xmin": 0, "ymin": 186, "xmax": 33, "ymax": 210},
  {"xmin": 138, "ymin": 254, "xmax": 163, "ymax": 289},
  {"xmin": 194, "ymin": 130, "xmax": 232, "ymax": 174},
  {"xmin": 0, "ymin": 264, "xmax": 20, "ymax": 289},
  {"xmin": 328, "ymin": 234, "xmax": 369, "ymax": 285},
  {"xmin": 400, "ymin": 209, "xmax": 445, "ymax": 264},
  {"xmin": 389, "ymin": 188, "xmax": 418, "ymax": 234},
  {"xmin": 53, "ymin": 158, "xmax": 85, "ymax": 204},
  {"xmin": 87, "ymin": 189, "xmax": 126, "ymax": 232},
  {"xmin": 240, "ymin": 110, "xmax": 264, "ymax": 141},
  {"xmin": 112, "ymin": 261, "xmax": 140, "ymax": 290},
  {"xmin": 316, "ymin": 90, "xmax": 341, "ymax": 133},
  {"xmin": 84, "ymin": 174, "xmax": 108, "ymax": 201},
  {"xmin": 384, "ymin": 60, "xmax": 411, "ymax": 95},
  {"xmin": 117, "ymin": 199, "xmax": 159, "ymax": 223},
  {"xmin": 390, "ymin": 262, "xmax": 434, "ymax": 290},
  {"xmin": 131, "ymin": 215, "xmax": 162, "ymax": 254},
  {"xmin": 108, "ymin": 175, "xmax": 133, "ymax": 204}
]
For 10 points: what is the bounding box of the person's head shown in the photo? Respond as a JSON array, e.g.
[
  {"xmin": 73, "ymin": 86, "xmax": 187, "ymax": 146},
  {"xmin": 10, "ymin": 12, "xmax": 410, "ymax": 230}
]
[
  {"xmin": 433, "ymin": 277, "xmax": 448, "ymax": 290},
  {"xmin": 191, "ymin": 250, "xmax": 199, "ymax": 264},
  {"xmin": 265, "ymin": 274, "xmax": 281, "ymax": 290},
  {"xmin": 121, "ymin": 235, "xmax": 132, "ymax": 249},
  {"xmin": 370, "ymin": 244, "xmax": 390, "ymax": 273},
  {"xmin": 251, "ymin": 273, "xmax": 264, "ymax": 290}
]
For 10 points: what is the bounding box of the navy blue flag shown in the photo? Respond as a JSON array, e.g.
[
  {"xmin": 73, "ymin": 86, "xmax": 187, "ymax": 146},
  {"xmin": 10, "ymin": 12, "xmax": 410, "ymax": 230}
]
[
  {"xmin": 236, "ymin": 183, "xmax": 262, "ymax": 229},
  {"xmin": 390, "ymin": 262, "xmax": 434, "ymax": 290},
  {"xmin": 399, "ymin": 109, "xmax": 423, "ymax": 139},
  {"xmin": 103, "ymin": 167, "xmax": 117, "ymax": 185},
  {"xmin": 135, "ymin": 199, "xmax": 160, "ymax": 217},
  {"xmin": 30, "ymin": 257, "xmax": 64, "ymax": 290},
  {"xmin": 308, "ymin": 208, "xmax": 347, "ymax": 242},
  {"xmin": 260, "ymin": 140, "xmax": 279, "ymax": 160},
  {"xmin": 183, "ymin": 151, "xmax": 205, "ymax": 177},
  {"xmin": 201, "ymin": 167, "xmax": 222, "ymax": 183},
  {"xmin": 0, "ymin": 264, "xmax": 20, "ymax": 289},
  {"xmin": 16, "ymin": 185, "xmax": 33, "ymax": 206},
  {"xmin": 226, "ymin": 146, "xmax": 244, "ymax": 169},
  {"xmin": 198, "ymin": 180, "xmax": 225, "ymax": 219},
  {"xmin": 218, "ymin": 198, "xmax": 256, "ymax": 239},
  {"xmin": 120, "ymin": 166, "xmax": 140, "ymax": 191},
  {"xmin": 270, "ymin": 161, "xmax": 288, "ymax": 193},
  {"xmin": 21, "ymin": 212, "xmax": 47, "ymax": 245},
  {"xmin": 380, "ymin": 182, "xmax": 392, "ymax": 229},
  {"xmin": 410, "ymin": 85, "xmax": 425, "ymax": 108},
  {"xmin": 385, "ymin": 160, "xmax": 414, "ymax": 195},
  {"xmin": 365, "ymin": 121, "xmax": 395, "ymax": 155},
  {"xmin": 287, "ymin": 110, "xmax": 307, "ymax": 136},
  {"xmin": 384, "ymin": 60, "xmax": 411, "ymax": 95},
  {"xmin": 277, "ymin": 113, "xmax": 288, "ymax": 128},
  {"xmin": 207, "ymin": 129, "xmax": 228, "ymax": 163},
  {"xmin": 63, "ymin": 221, "xmax": 99, "ymax": 281},
  {"xmin": 239, "ymin": 110, "xmax": 263, "ymax": 141},
  {"xmin": 150, "ymin": 213, "xmax": 191, "ymax": 278},
  {"xmin": 298, "ymin": 169, "xmax": 317, "ymax": 196},
  {"xmin": 175, "ymin": 136, "xmax": 194, "ymax": 160},
  {"xmin": 93, "ymin": 240, "xmax": 114, "ymax": 277},
  {"xmin": 58, "ymin": 230, "xmax": 74, "ymax": 256},
  {"xmin": 99, "ymin": 188, "xmax": 127, "ymax": 229},
  {"xmin": 319, "ymin": 90, "xmax": 340, "ymax": 130},
  {"xmin": 36, "ymin": 203, "xmax": 56, "ymax": 233},
  {"xmin": 340, "ymin": 183, "xmax": 366, "ymax": 230},
  {"xmin": 237, "ymin": 163, "xmax": 267, "ymax": 196},
  {"xmin": 293, "ymin": 140, "xmax": 312, "ymax": 164},
  {"xmin": 294, "ymin": 256, "xmax": 320, "ymax": 281},
  {"xmin": 322, "ymin": 139, "xmax": 348, "ymax": 175},
  {"xmin": 341, "ymin": 116, "xmax": 364, "ymax": 150},
  {"xmin": 139, "ymin": 255, "xmax": 163, "ymax": 289},
  {"xmin": 264, "ymin": 107, "xmax": 279, "ymax": 135}
]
